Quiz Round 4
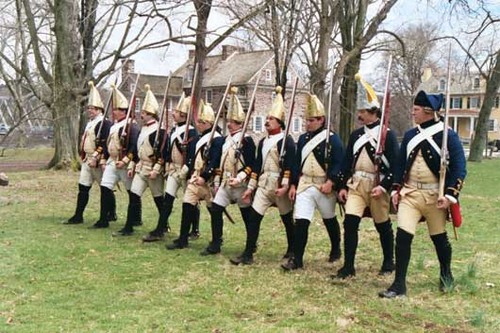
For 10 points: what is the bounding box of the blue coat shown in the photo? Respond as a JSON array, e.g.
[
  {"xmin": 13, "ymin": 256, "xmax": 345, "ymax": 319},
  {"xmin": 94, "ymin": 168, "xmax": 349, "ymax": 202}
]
[
  {"xmin": 293, "ymin": 127, "xmax": 344, "ymax": 187},
  {"xmin": 339, "ymin": 120, "xmax": 399, "ymax": 191},
  {"xmin": 395, "ymin": 118, "xmax": 466, "ymax": 200}
]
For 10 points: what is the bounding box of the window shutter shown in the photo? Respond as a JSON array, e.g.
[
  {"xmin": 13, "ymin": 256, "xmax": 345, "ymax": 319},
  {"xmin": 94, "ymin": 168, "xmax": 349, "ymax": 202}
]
[{"xmin": 467, "ymin": 97, "xmax": 470, "ymax": 109}]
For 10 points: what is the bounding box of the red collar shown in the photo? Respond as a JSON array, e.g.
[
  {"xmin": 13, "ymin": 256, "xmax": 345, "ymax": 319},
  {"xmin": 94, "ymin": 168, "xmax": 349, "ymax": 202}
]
[{"xmin": 267, "ymin": 127, "xmax": 281, "ymax": 136}]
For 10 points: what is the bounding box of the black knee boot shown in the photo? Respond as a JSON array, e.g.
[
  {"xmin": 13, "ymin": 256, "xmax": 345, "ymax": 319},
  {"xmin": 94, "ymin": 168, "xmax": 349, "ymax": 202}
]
[
  {"xmin": 379, "ymin": 228, "xmax": 413, "ymax": 298},
  {"xmin": 431, "ymin": 232, "xmax": 454, "ymax": 292},
  {"xmin": 127, "ymin": 190, "xmax": 142, "ymax": 226},
  {"xmin": 324, "ymin": 216, "xmax": 341, "ymax": 262},
  {"xmin": 336, "ymin": 214, "xmax": 360, "ymax": 278},
  {"xmin": 230, "ymin": 208, "xmax": 262, "ymax": 265},
  {"xmin": 91, "ymin": 186, "xmax": 113, "ymax": 228},
  {"xmin": 280, "ymin": 212, "xmax": 295, "ymax": 259},
  {"xmin": 167, "ymin": 203, "xmax": 194, "ymax": 249},
  {"xmin": 282, "ymin": 219, "xmax": 309, "ymax": 270},
  {"xmin": 143, "ymin": 194, "xmax": 173, "ymax": 242},
  {"xmin": 375, "ymin": 220, "xmax": 395, "ymax": 275},
  {"xmin": 66, "ymin": 184, "xmax": 90, "ymax": 224},
  {"xmin": 107, "ymin": 190, "xmax": 117, "ymax": 221},
  {"xmin": 201, "ymin": 203, "xmax": 224, "ymax": 255},
  {"xmin": 116, "ymin": 192, "xmax": 141, "ymax": 235},
  {"xmin": 189, "ymin": 205, "xmax": 201, "ymax": 239}
]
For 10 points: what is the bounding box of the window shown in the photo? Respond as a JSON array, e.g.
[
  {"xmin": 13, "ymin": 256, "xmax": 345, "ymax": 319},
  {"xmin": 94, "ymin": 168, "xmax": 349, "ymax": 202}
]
[
  {"xmin": 452, "ymin": 97, "xmax": 461, "ymax": 109},
  {"xmin": 292, "ymin": 116, "xmax": 302, "ymax": 133},
  {"xmin": 469, "ymin": 97, "xmax": 480, "ymax": 109},
  {"xmin": 253, "ymin": 115, "xmax": 264, "ymax": 132},
  {"xmin": 495, "ymin": 96, "xmax": 499, "ymax": 108},
  {"xmin": 186, "ymin": 67, "xmax": 194, "ymax": 82},
  {"xmin": 135, "ymin": 97, "xmax": 141, "ymax": 112},
  {"xmin": 205, "ymin": 90, "xmax": 213, "ymax": 104},
  {"xmin": 439, "ymin": 79, "xmax": 446, "ymax": 91},
  {"xmin": 265, "ymin": 69, "xmax": 272, "ymax": 81},
  {"xmin": 473, "ymin": 77, "xmax": 480, "ymax": 89},
  {"xmin": 488, "ymin": 119, "xmax": 498, "ymax": 132},
  {"xmin": 238, "ymin": 87, "xmax": 247, "ymax": 97}
]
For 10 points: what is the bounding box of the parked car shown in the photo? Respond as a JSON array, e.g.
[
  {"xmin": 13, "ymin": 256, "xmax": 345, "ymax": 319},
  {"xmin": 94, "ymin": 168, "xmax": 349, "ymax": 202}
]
[
  {"xmin": 488, "ymin": 140, "xmax": 500, "ymax": 152},
  {"xmin": 0, "ymin": 123, "xmax": 10, "ymax": 135}
]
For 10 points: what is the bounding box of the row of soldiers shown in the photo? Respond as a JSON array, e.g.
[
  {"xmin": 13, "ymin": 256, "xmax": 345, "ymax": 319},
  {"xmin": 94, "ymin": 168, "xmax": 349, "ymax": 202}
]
[{"xmin": 65, "ymin": 75, "xmax": 466, "ymax": 298}]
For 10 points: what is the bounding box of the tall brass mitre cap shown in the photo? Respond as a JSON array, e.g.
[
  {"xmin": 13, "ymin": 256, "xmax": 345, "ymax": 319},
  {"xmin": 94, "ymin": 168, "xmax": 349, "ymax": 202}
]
[
  {"xmin": 198, "ymin": 99, "xmax": 215, "ymax": 124},
  {"xmin": 305, "ymin": 93, "xmax": 325, "ymax": 118},
  {"xmin": 268, "ymin": 86, "xmax": 285, "ymax": 122},
  {"xmin": 142, "ymin": 84, "xmax": 159, "ymax": 115},
  {"xmin": 227, "ymin": 86, "xmax": 245, "ymax": 122},
  {"xmin": 175, "ymin": 92, "xmax": 191, "ymax": 114},
  {"xmin": 355, "ymin": 73, "xmax": 380, "ymax": 110},
  {"xmin": 88, "ymin": 81, "xmax": 104, "ymax": 109},
  {"xmin": 111, "ymin": 83, "xmax": 129, "ymax": 109}
]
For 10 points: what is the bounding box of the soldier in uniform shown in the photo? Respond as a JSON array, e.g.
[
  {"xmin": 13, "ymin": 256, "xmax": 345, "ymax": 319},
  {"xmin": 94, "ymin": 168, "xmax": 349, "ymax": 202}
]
[
  {"xmin": 114, "ymin": 85, "xmax": 168, "ymax": 236},
  {"xmin": 281, "ymin": 93, "xmax": 344, "ymax": 271},
  {"xmin": 335, "ymin": 74, "xmax": 399, "ymax": 279},
  {"xmin": 142, "ymin": 93, "xmax": 198, "ymax": 242},
  {"xmin": 230, "ymin": 86, "xmax": 295, "ymax": 265},
  {"xmin": 90, "ymin": 84, "xmax": 140, "ymax": 229},
  {"xmin": 167, "ymin": 100, "xmax": 223, "ymax": 250},
  {"xmin": 379, "ymin": 90, "xmax": 466, "ymax": 298},
  {"xmin": 200, "ymin": 87, "xmax": 256, "ymax": 256},
  {"xmin": 66, "ymin": 81, "xmax": 115, "ymax": 225}
]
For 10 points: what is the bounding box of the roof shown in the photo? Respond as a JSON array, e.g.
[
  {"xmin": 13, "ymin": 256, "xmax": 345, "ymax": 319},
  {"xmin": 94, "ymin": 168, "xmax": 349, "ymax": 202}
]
[
  {"xmin": 174, "ymin": 49, "xmax": 274, "ymax": 88},
  {"xmin": 418, "ymin": 72, "xmax": 486, "ymax": 95}
]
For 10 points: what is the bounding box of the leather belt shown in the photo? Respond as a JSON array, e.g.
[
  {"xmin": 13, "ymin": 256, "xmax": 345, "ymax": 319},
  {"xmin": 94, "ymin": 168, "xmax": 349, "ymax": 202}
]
[
  {"xmin": 353, "ymin": 171, "xmax": 376, "ymax": 180},
  {"xmin": 406, "ymin": 180, "xmax": 439, "ymax": 190}
]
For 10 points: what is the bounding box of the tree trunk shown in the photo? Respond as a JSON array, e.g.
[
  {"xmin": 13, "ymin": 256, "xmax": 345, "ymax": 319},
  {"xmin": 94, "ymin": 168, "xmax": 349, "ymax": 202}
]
[
  {"xmin": 338, "ymin": 57, "xmax": 360, "ymax": 143},
  {"xmin": 49, "ymin": 0, "xmax": 82, "ymax": 169},
  {"xmin": 468, "ymin": 51, "xmax": 500, "ymax": 162}
]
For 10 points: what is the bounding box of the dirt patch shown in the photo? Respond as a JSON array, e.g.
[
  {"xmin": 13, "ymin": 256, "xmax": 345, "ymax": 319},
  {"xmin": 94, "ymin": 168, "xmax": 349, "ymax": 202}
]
[{"xmin": 0, "ymin": 161, "xmax": 50, "ymax": 173}]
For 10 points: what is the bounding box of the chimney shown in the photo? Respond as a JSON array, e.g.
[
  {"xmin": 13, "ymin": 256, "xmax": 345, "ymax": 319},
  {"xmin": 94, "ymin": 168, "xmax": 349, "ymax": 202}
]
[
  {"xmin": 221, "ymin": 45, "xmax": 244, "ymax": 61},
  {"xmin": 188, "ymin": 49, "xmax": 196, "ymax": 60},
  {"xmin": 122, "ymin": 59, "xmax": 135, "ymax": 80}
]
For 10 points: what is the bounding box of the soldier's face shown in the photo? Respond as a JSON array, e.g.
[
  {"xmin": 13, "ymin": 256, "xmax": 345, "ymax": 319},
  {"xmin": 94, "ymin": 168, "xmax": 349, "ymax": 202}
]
[
  {"xmin": 265, "ymin": 116, "xmax": 280, "ymax": 132},
  {"xmin": 196, "ymin": 119, "xmax": 211, "ymax": 133},
  {"xmin": 357, "ymin": 109, "xmax": 378, "ymax": 125},
  {"xmin": 141, "ymin": 111, "xmax": 152, "ymax": 122},
  {"xmin": 173, "ymin": 110, "xmax": 186, "ymax": 123},
  {"xmin": 306, "ymin": 117, "xmax": 324, "ymax": 132},
  {"xmin": 227, "ymin": 120, "xmax": 242, "ymax": 133},
  {"xmin": 87, "ymin": 106, "xmax": 101, "ymax": 120},
  {"xmin": 412, "ymin": 105, "xmax": 434, "ymax": 125}
]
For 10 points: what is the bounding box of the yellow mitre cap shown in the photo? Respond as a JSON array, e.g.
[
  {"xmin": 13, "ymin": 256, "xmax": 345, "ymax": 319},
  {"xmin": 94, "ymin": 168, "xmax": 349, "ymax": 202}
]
[
  {"xmin": 198, "ymin": 99, "xmax": 215, "ymax": 124},
  {"xmin": 88, "ymin": 81, "xmax": 104, "ymax": 109},
  {"xmin": 305, "ymin": 93, "xmax": 325, "ymax": 118},
  {"xmin": 142, "ymin": 84, "xmax": 159, "ymax": 115},
  {"xmin": 175, "ymin": 92, "xmax": 191, "ymax": 114},
  {"xmin": 111, "ymin": 83, "xmax": 129, "ymax": 110},
  {"xmin": 355, "ymin": 73, "xmax": 380, "ymax": 110},
  {"xmin": 268, "ymin": 86, "xmax": 285, "ymax": 122},
  {"xmin": 227, "ymin": 87, "xmax": 245, "ymax": 122}
]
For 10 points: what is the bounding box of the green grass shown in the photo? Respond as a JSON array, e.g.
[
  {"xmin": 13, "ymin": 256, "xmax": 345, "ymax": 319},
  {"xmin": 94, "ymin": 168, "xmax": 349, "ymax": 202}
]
[{"xmin": 1, "ymin": 157, "xmax": 500, "ymax": 332}]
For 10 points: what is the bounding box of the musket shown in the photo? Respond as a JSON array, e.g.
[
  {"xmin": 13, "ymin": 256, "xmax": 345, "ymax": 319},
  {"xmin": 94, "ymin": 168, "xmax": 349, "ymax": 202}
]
[
  {"xmin": 439, "ymin": 45, "xmax": 458, "ymax": 240},
  {"xmin": 374, "ymin": 55, "xmax": 393, "ymax": 186},
  {"xmin": 153, "ymin": 73, "xmax": 172, "ymax": 162},
  {"xmin": 232, "ymin": 71, "xmax": 262, "ymax": 177},
  {"xmin": 182, "ymin": 64, "xmax": 200, "ymax": 149},
  {"xmin": 278, "ymin": 77, "xmax": 299, "ymax": 173},
  {"xmin": 95, "ymin": 76, "xmax": 118, "ymax": 147},
  {"xmin": 120, "ymin": 73, "xmax": 141, "ymax": 158},
  {"xmin": 204, "ymin": 76, "xmax": 233, "ymax": 160},
  {"xmin": 324, "ymin": 64, "xmax": 335, "ymax": 171}
]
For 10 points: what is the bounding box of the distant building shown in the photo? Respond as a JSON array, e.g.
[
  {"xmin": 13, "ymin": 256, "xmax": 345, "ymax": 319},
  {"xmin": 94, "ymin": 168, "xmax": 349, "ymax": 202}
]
[
  {"xmin": 121, "ymin": 45, "xmax": 309, "ymax": 141},
  {"xmin": 418, "ymin": 68, "xmax": 500, "ymax": 142}
]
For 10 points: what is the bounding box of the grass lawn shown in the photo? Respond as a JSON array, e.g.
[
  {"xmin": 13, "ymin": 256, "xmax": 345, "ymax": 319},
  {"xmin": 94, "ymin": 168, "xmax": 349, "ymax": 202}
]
[{"xmin": 1, "ymin": 153, "xmax": 499, "ymax": 332}]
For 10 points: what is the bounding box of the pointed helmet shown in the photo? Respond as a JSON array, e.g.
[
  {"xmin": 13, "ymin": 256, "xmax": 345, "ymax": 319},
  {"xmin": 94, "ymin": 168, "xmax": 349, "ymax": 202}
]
[
  {"xmin": 305, "ymin": 93, "xmax": 325, "ymax": 118},
  {"xmin": 87, "ymin": 81, "xmax": 104, "ymax": 109},
  {"xmin": 142, "ymin": 84, "xmax": 159, "ymax": 115},
  {"xmin": 198, "ymin": 99, "xmax": 215, "ymax": 124},
  {"xmin": 355, "ymin": 73, "xmax": 380, "ymax": 110},
  {"xmin": 111, "ymin": 83, "xmax": 129, "ymax": 110},
  {"xmin": 227, "ymin": 87, "xmax": 246, "ymax": 122},
  {"xmin": 268, "ymin": 86, "xmax": 285, "ymax": 122}
]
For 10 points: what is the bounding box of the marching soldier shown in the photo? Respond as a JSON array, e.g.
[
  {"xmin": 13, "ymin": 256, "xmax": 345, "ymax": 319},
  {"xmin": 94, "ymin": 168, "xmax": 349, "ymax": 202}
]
[
  {"xmin": 282, "ymin": 93, "xmax": 344, "ymax": 271},
  {"xmin": 90, "ymin": 84, "xmax": 140, "ymax": 229},
  {"xmin": 142, "ymin": 93, "xmax": 198, "ymax": 242},
  {"xmin": 335, "ymin": 74, "xmax": 399, "ymax": 279},
  {"xmin": 230, "ymin": 86, "xmax": 295, "ymax": 265},
  {"xmin": 167, "ymin": 100, "xmax": 223, "ymax": 250},
  {"xmin": 65, "ymin": 81, "xmax": 115, "ymax": 225},
  {"xmin": 200, "ymin": 87, "xmax": 256, "ymax": 256},
  {"xmin": 114, "ymin": 85, "xmax": 168, "ymax": 236},
  {"xmin": 379, "ymin": 91, "xmax": 466, "ymax": 298}
]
